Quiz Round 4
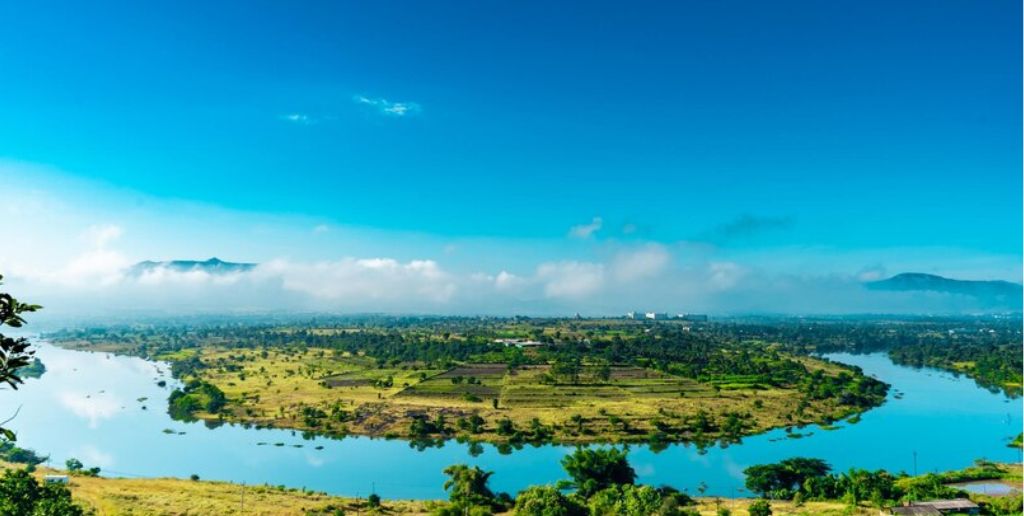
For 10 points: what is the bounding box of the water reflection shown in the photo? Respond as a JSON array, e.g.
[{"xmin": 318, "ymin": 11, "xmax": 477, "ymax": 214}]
[{"xmin": 0, "ymin": 344, "xmax": 1019, "ymax": 500}]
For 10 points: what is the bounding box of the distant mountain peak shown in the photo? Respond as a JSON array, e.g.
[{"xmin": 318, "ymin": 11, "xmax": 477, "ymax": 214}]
[
  {"xmin": 866, "ymin": 272, "xmax": 1022, "ymax": 308},
  {"xmin": 128, "ymin": 257, "xmax": 257, "ymax": 275}
]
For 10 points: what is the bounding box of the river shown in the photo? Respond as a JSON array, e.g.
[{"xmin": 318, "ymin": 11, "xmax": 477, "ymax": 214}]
[{"xmin": 0, "ymin": 342, "xmax": 1019, "ymax": 499}]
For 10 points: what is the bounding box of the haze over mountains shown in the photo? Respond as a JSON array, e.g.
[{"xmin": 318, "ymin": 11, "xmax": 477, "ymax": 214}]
[
  {"xmin": 867, "ymin": 273, "xmax": 1023, "ymax": 309},
  {"xmin": 128, "ymin": 257, "xmax": 257, "ymax": 276},
  {"xmin": 115, "ymin": 259, "xmax": 1024, "ymax": 314}
]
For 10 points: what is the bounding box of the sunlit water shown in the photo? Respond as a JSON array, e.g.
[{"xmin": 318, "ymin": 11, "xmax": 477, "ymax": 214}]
[{"xmin": 0, "ymin": 343, "xmax": 1019, "ymax": 499}]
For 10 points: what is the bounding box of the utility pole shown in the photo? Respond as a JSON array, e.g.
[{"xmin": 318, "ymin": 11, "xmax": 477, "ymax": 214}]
[
  {"xmin": 913, "ymin": 451, "xmax": 917, "ymax": 476},
  {"xmin": 240, "ymin": 482, "xmax": 245, "ymax": 513}
]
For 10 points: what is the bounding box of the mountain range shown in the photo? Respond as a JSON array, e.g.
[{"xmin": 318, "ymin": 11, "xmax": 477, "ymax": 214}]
[
  {"xmin": 128, "ymin": 257, "xmax": 257, "ymax": 276},
  {"xmin": 866, "ymin": 273, "xmax": 1022, "ymax": 308}
]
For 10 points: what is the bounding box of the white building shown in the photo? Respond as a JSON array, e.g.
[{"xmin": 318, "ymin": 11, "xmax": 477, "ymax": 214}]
[{"xmin": 493, "ymin": 338, "xmax": 545, "ymax": 348}]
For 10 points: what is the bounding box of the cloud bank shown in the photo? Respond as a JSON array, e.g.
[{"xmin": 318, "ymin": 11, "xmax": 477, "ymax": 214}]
[{"xmin": 2, "ymin": 165, "xmax": 1020, "ymax": 319}]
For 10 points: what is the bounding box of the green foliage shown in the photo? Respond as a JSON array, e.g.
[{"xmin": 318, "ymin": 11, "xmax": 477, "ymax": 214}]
[
  {"xmin": 0, "ymin": 274, "xmax": 42, "ymax": 441},
  {"xmin": 0, "ymin": 441, "xmax": 47, "ymax": 465},
  {"xmin": 743, "ymin": 457, "xmax": 831, "ymax": 499},
  {"xmin": 513, "ymin": 485, "xmax": 586, "ymax": 516},
  {"xmin": 0, "ymin": 468, "xmax": 85, "ymax": 515},
  {"xmin": 18, "ymin": 358, "xmax": 46, "ymax": 380},
  {"xmin": 168, "ymin": 380, "xmax": 227, "ymax": 421},
  {"xmin": 889, "ymin": 340, "xmax": 1023, "ymax": 397},
  {"xmin": 744, "ymin": 457, "xmax": 928, "ymax": 508},
  {"xmin": 560, "ymin": 448, "xmax": 636, "ymax": 498},
  {"xmin": 586, "ymin": 484, "xmax": 694, "ymax": 516},
  {"xmin": 747, "ymin": 499, "xmax": 772, "ymax": 516},
  {"xmin": 551, "ymin": 357, "xmax": 582, "ymax": 384},
  {"xmin": 442, "ymin": 464, "xmax": 496, "ymax": 508}
]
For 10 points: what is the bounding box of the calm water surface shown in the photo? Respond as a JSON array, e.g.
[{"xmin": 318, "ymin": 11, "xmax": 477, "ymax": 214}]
[{"xmin": 0, "ymin": 343, "xmax": 1020, "ymax": 499}]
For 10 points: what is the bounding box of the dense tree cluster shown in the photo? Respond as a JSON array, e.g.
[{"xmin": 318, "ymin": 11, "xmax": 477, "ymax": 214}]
[
  {"xmin": 742, "ymin": 457, "xmax": 1022, "ymax": 512},
  {"xmin": 889, "ymin": 341, "xmax": 1022, "ymax": 397},
  {"xmin": 0, "ymin": 469, "xmax": 85, "ymax": 516},
  {"xmin": 442, "ymin": 448, "xmax": 698, "ymax": 516},
  {"xmin": 168, "ymin": 379, "xmax": 227, "ymax": 421}
]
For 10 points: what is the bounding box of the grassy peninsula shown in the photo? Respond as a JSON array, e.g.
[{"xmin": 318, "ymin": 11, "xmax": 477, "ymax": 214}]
[{"xmin": 50, "ymin": 317, "xmax": 888, "ymax": 446}]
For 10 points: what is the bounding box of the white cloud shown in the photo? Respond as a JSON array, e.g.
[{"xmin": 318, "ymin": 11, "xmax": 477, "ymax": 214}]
[
  {"xmin": 3, "ymin": 163, "xmax": 1020, "ymax": 317},
  {"xmin": 354, "ymin": 95, "xmax": 421, "ymax": 117},
  {"xmin": 135, "ymin": 266, "xmax": 247, "ymax": 287},
  {"xmin": 857, "ymin": 264, "xmax": 887, "ymax": 282},
  {"xmin": 74, "ymin": 444, "xmax": 115, "ymax": 469},
  {"xmin": 281, "ymin": 113, "xmax": 314, "ymax": 125},
  {"xmin": 707, "ymin": 261, "xmax": 745, "ymax": 291},
  {"xmin": 84, "ymin": 224, "xmax": 123, "ymax": 248},
  {"xmin": 24, "ymin": 225, "xmax": 130, "ymax": 287},
  {"xmin": 569, "ymin": 217, "xmax": 603, "ymax": 239},
  {"xmin": 612, "ymin": 244, "xmax": 670, "ymax": 282},
  {"xmin": 259, "ymin": 257, "xmax": 456, "ymax": 304},
  {"xmin": 536, "ymin": 261, "xmax": 605, "ymax": 299},
  {"xmin": 494, "ymin": 270, "xmax": 523, "ymax": 291},
  {"xmin": 57, "ymin": 391, "xmax": 121, "ymax": 429}
]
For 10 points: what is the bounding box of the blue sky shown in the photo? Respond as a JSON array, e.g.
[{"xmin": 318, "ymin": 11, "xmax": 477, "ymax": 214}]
[{"xmin": 0, "ymin": 1, "xmax": 1020, "ymax": 315}]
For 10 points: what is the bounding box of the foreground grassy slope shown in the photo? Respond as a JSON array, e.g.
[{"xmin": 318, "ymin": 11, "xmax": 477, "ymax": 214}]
[
  {"xmin": 7, "ymin": 463, "xmax": 428, "ymax": 515},
  {"xmin": 6, "ymin": 463, "xmax": 876, "ymax": 515}
]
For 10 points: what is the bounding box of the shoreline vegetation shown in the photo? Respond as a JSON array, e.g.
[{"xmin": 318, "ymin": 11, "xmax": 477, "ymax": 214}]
[
  {"xmin": 48, "ymin": 318, "xmax": 891, "ymax": 446},
  {"xmin": 2, "ymin": 453, "xmax": 1020, "ymax": 515}
]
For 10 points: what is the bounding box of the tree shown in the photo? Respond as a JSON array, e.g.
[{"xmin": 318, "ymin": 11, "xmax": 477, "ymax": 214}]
[
  {"xmin": 586, "ymin": 484, "xmax": 695, "ymax": 516},
  {"xmin": 0, "ymin": 274, "xmax": 42, "ymax": 441},
  {"xmin": 0, "ymin": 468, "xmax": 85, "ymax": 516},
  {"xmin": 560, "ymin": 447, "xmax": 636, "ymax": 498},
  {"xmin": 65, "ymin": 458, "xmax": 83, "ymax": 473},
  {"xmin": 442, "ymin": 464, "xmax": 495, "ymax": 507},
  {"xmin": 513, "ymin": 485, "xmax": 586, "ymax": 516},
  {"xmin": 587, "ymin": 484, "xmax": 662, "ymax": 516},
  {"xmin": 551, "ymin": 356, "xmax": 582, "ymax": 384},
  {"xmin": 569, "ymin": 414, "xmax": 585, "ymax": 433},
  {"xmin": 747, "ymin": 499, "xmax": 772, "ymax": 516},
  {"xmin": 743, "ymin": 458, "xmax": 831, "ymax": 499}
]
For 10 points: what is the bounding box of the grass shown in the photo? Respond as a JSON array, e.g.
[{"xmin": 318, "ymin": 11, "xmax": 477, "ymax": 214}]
[
  {"xmin": 6, "ymin": 460, "xmax": 1018, "ymax": 515},
  {"xmin": 3, "ymin": 463, "xmax": 429, "ymax": 515},
  {"xmin": 179, "ymin": 347, "xmax": 876, "ymax": 444},
  {"xmin": 689, "ymin": 498, "xmax": 876, "ymax": 515},
  {"xmin": 4, "ymin": 462, "xmax": 872, "ymax": 516}
]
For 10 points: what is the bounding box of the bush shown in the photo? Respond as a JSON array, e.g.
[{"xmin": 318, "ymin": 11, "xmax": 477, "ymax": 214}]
[
  {"xmin": 585, "ymin": 483, "xmax": 671, "ymax": 516},
  {"xmin": 513, "ymin": 485, "xmax": 586, "ymax": 516},
  {"xmin": 748, "ymin": 499, "xmax": 772, "ymax": 516},
  {"xmin": 0, "ymin": 468, "xmax": 85, "ymax": 515}
]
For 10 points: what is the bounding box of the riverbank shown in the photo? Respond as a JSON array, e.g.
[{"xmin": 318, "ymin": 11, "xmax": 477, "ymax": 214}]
[
  {"xmin": 2, "ymin": 462, "xmax": 428, "ymax": 515},
  {"xmin": 56, "ymin": 342, "xmax": 887, "ymax": 446},
  {"xmin": 1, "ymin": 462, "xmax": 870, "ymax": 515},
  {"xmin": 6, "ymin": 460, "xmax": 1019, "ymax": 515}
]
